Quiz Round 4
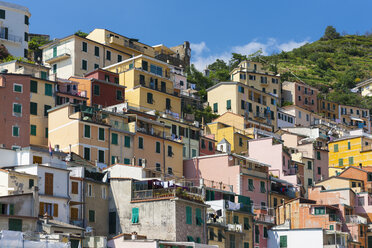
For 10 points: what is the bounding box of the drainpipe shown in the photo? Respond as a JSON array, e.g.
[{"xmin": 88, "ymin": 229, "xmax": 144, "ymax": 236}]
[
  {"xmin": 108, "ymin": 126, "xmax": 111, "ymax": 166},
  {"xmin": 188, "ymin": 127, "xmax": 191, "ymax": 159},
  {"xmin": 163, "ymin": 125, "xmax": 166, "ymax": 180}
]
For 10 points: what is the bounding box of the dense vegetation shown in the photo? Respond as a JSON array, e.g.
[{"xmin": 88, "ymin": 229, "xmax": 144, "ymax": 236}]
[{"xmin": 187, "ymin": 26, "xmax": 372, "ymax": 117}]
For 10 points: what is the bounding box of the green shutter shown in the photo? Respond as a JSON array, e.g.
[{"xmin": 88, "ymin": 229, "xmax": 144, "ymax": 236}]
[
  {"xmin": 280, "ymin": 235, "xmax": 287, "ymax": 247},
  {"xmin": 196, "ymin": 237, "xmax": 201, "ymax": 243},
  {"xmin": 339, "ymin": 158, "xmax": 343, "ymax": 166},
  {"xmin": 244, "ymin": 217, "xmax": 250, "ymax": 230},
  {"xmin": 226, "ymin": 100, "xmax": 231, "ymax": 110},
  {"xmin": 30, "ymin": 125, "xmax": 37, "ymax": 136},
  {"xmin": 13, "ymin": 126, "xmax": 19, "ymax": 137},
  {"xmin": 213, "ymin": 103, "xmax": 218, "ymax": 113},
  {"xmin": 124, "ymin": 136, "xmax": 131, "ymax": 148},
  {"xmin": 84, "ymin": 125, "xmax": 91, "ymax": 138},
  {"xmin": 156, "ymin": 142, "xmax": 160, "ymax": 153},
  {"xmin": 186, "ymin": 206, "xmax": 192, "ymax": 224},
  {"xmin": 264, "ymin": 227, "xmax": 268, "ymax": 238},
  {"xmin": 317, "ymin": 151, "xmax": 321, "ymax": 160},
  {"xmin": 260, "ymin": 181, "xmax": 266, "ymax": 193},
  {"xmin": 8, "ymin": 219, "xmax": 22, "ymax": 231},
  {"xmin": 14, "ymin": 85, "xmax": 22, "ymax": 92},
  {"xmin": 99, "ymin": 128, "xmax": 105, "ymax": 141},
  {"xmin": 53, "ymin": 47, "xmax": 57, "ymax": 57},
  {"xmin": 131, "ymin": 208, "xmax": 139, "ymax": 223},
  {"xmin": 147, "ymin": 93, "xmax": 153, "ymax": 104},
  {"xmin": 195, "ymin": 208, "xmax": 203, "ymax": 226},
  {"xmin": 45, "ymin": 128, "xmax": 48, "ymax": 138},
  {"xmin": 334, "ymin": 144, "xmax": 338, "ymax": 152},
  {"xmin": 255, "ymin": 226, "xmax": 259, "ymax": 244},
  {"xmin": 44, "ymin": 105, "xmax": 51, "ymax": 116},
  {"xmin": 89, "ymin": 210, "xmax": 95, "ymax": 222},
  {"xmin": 138, "ymin": 137, "xmax": 143, "ymax": 149},
  {"xmin": 30, "ymin": 80, "xmax": 38, "ymax": 93},
  {"xmin": 45, "ymin": 84, "xmax": 53, "ymax": 96},
  {"xmin": 13, "ymin": 104, "xmax": 22, "ymax": 113},
  {"xmin": 124, "ymin": 158, "xmax": 131, "ymax": 164},
  {"xmin": 0, "ymin": 9, "xmax": 5, "ymax": 19},
  {"xmin": 349, "ymin": 157, "xmax": 354, "ymax": 165},
  {"xmin": 9, "ymin": 204, "xmax": 14, "ymax": 215},
  {"xmin": 41, "ymin": 71, "xmax": 47, "ymax": 80},
  {"xmin": 187, "ymin": 236, "xmax": 194, "ymax": 242},
  {"xmin": 348, "ymin": 141, "xmax": 351, "ymax": 150},
  {"xmin": 30, "ymin": 102, "xmax": 37, "ymax": 115},
  {"xmin": 233, "ymin": 215, "xmax": 239, "ymax": 224},
  {"xmin": 93, "ymin": 85, "xmax": 100, "ymax": 95},
  {"xmin": 111, "ymin": 133, "xmax": 118, "ymax": 145},
  {"xmin": 111, "ymin": 156, "xmax": 115, "ymax": 165},
  {"xmin": 29, "ymin": 179, "xmax": 34, "ymax": 189},
  {"xmin": 307, "ymin": 161, "xmax": 312, "ymax": 169},
  {"xmin": 244, "ymin": 242, "xmax": 249, "ymax": 248}
]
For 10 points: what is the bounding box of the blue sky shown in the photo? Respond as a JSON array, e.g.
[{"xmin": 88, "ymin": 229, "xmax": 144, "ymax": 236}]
[{"xmin": 12, "ymin": 0, "xmax": 372, "ymax": 70}]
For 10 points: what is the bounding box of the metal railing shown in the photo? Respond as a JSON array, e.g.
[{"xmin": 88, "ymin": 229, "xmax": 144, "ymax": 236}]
[
  {"xmin": 0, "ymin": 28, "xmax": 22, "ymax": 43},
  {"xmin": 255, "ymin": 213, "xmax": 275, "ymax": 224},
  {"xmin": 345, "ymin": 215, "xmax": 367, "ymax": 224},
  {"xmin": 132, "ymin": 188, "xmax": 203, "ymax": 203}
]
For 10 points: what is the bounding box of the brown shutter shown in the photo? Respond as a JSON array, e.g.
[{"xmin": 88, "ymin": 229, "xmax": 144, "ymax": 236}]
[
  {"xmin": 71, "ymin": 208, "xmax": 78, "ymax": 220},
  {"xmin": 71, "ymin": 182, "xmax": 78, "ymax": 194},
  {"xmin": 53, "ymin": 204, "xmax": 58, "ymax": 217},
  {"xmin": 45, "ymin": 173, "xmax": 54, "ymax": 195},
  {"xmin": 39, "ymin": 202, "xmax": 44, "ymax": 216}
]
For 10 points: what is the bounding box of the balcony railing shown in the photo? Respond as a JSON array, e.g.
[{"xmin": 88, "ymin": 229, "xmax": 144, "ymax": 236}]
[
  {"xmin": 255, "ymin": 213, "xmax": 275, "ymax": 224},
  {"xmin": 0, "ymin": 28, "xmax": 22, "ymax": 43},
  {"xmin": 69, "ymin": 219, "xmax": 84, "ymax": 227},
  {"xmin": 227, "ymin": 224, "xmax": 243, "ymax": 233},
  {"xmin": 345, "ymin": 215, "xmax": 367, "ymax": 224},
  {"xmin": 132, "ymin": 188, "xmax": 204, "ymax": 203}
]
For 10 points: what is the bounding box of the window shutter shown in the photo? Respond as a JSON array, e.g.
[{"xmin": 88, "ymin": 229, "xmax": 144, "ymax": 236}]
[
  {"xmin": 39, "ymin": 202, "xmax": 44, "ymax": 216},
  {"xmin": 9, "ymin": 204, "xmax": 14, "ymax": 215},
  {"xmin": 131, "ymin": 208, "xmax": 139, "ymax": 223},
  {"xmin": 186, "ymin": 206, "xmax": 192, "ymax": 224},
  {"xmin": 124, "ymin": 136, "xmax": 130, "ymax": 147},
  {"xmin": 53, "ymin": 204, "xmax": 58, "ymax": 217}
]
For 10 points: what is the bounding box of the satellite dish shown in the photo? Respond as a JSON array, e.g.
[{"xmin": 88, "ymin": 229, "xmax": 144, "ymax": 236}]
[
  {"xmin": 228, "ymin": 156, "xmax": 233, "ymax": 161},
  {"xmin": 86, "ymin": 227, "xmax": 93, "ymax": 233}
]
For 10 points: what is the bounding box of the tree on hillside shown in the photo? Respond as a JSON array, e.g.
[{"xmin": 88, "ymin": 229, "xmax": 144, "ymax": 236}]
[
  {"xmin": 323, "ymin": 26, "xmax": 340, "ymax": 40},
  {"xmin": 228, "ymin": 53, "xmax": 248, "ymax": 69},
  {"xmin": 0, "ymin": 44, "xmax": 10, "ymax": 60},
  {"xmin": 75, "ymin": 30, "xmax": 88, "ymax": 38},
  {"xmin": 207, "ymin": 59, "xmax": 230, "ymax": 82}
]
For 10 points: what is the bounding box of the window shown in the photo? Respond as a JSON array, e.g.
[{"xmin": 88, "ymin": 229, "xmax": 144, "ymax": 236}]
[
  {"xmin": 248, "ymin": 179, "xmax": 254, "ymax": 191},
  {"xmin": 93, "ymin": 84, "xmax": 100, "ymax": 95},
  {"xmin": 71, "ymin": 182, "xmax": 78, "ymax": 194},
  {"xmin": 186, "ymin": 206, "xmax": 192, "ymax": 224},
  {"xmin": 255, "ymin": 226, "xmax": 259, "ymax": 244},
  {"xmin": 52, "ymin": 64, "xmax": 57, "ymax": 74},
  {"xmin": 102, "ymin": 187, "xmax": 106, "ymax": 199},
  {"xmin": 131, "ymin": 208, "xmax": 139, "ymax": 223},
  {"xmin": 244, "ymin": 243, "xmax": 249, "ymax": 248},
  {"xmin": 156, "ymin": 163, "xmax": 161, "ymax": 171},
  {"xmin": 349, "ymin": 156, "xmax": 354, "ymax": 165},
  {"xmin": 155, "ymin": 141, "xmax": 161, "ymax": 153},
  {"xmin": 339, "ymin": 158, "xmax": 343, "ymax": 166},
  {"xmin": 44, "ymin": 105, "xmax": 51, "ymax": 117},
  {"xmin": 89, "ymin": 210, "xmax": 95, "ymax": 222},
  {"xmin": 87, "ymin": 184, "xmax": 93, "ymax": 197},
  {"xmin": 30, "ymin": 125, "xmax": 36, "ymax": 136},
  {"xmin": 44, "ymin": 173, "xmax": 54, "ymax": 196},
  {"xmin": 334, "ymin": 144, "xmax": 338, "ymax": 152},
  {"xmin": 9, "ymin": 219, "xmax": 22, "ymax": 232},
  {"xmin": 166, "ymin": 98, "xmax": 171, "ymax": 110},
  {"xmin": 218, "ymin": 230, "xmax": 224, "ymax": 242},
  {"xmin": 147, "ymin": 93, "xmax": 153, "ymax": 104},
  {"xmin": 124, "ymin": 158, "xmax": 131, "ymax": 164},
  {"xmin": 116, "ymin": 90, "xmax": 123, "ymax": 100},
  {"xmin": 30, "ymin": 102, "xmax": 37, "ymax": 115},
  {"xmin": 317, "ymin": 151, "xmax": 321, "ymax": 160},
  {"xmin": 263, "ymin": 227, "xmax": 268, "ymax": 238},
  {"xmin": 213, "ymin": 103, "xmax": 218, "ymax": 113},
  {"xmin": 241, "ymin": 100, "xmax": 246, "ymax": 110},
  {"xmin": 183, "ymin": 146, "xmax": 186, "ymax": 157},
  {"xmin": 226, "ymin": 100, "xmax": 231, "ymax": 110},
  {"xmin": 0, "ymin": 9, "xmax": 4, "ymax": 19},
  {"xmin": 308, "ymin": 178, "xmax": 313, "ymax": 186},
  {"xmin": 111, "ymin": 156, "xmax": 116, "ymax": 165},
  {"xmin": 12, "ymin": 126, "xmax": 19, "ymax": 137},
  {"xmin": 150, "ymin": 64, "xmax": 163, "ymax": 76},
  {"xmin": 208, "ymin": 141, "xmax": 213, "ymax": 151},
  {"xmin": 24, "ymin": 32, "xmax": 28, "ymax": 42},
  {"xmin": 352, "ymin": 182, "xmax": 356, "ymax": 187},
  {"xmin": 244, "ymin": 217, "xmax": 250, "ymax": 230},
  {"xmin": 82, "ymin": 60, "xmax": 87, "ymax": 70},
  {"xmin": 238, "ymin": 85, "xmax": 245, "ymax": 93},
  {"xmin": 82, "ymin": 42, "xmax": 87, "ymax": 52},
  {"xmin": 98, "ymin": 150, "xmax": 105, "ymax": 163},
  {"xmin": 94, "ymin": 46, "xmax": 99, "ymax": 56},
  {"xmin": 84, "ymin": 125, "xmax": 91, "ymax": 138},
  {"xmin": 98, "ymin": 128, "xmax": 105, "ymax": 141},
  {"xmin": 45, "ymin": 84, "xmax": 53, "ymax": 96},
  {"xmin": 195, "ymin": 208, "xmax": 203, "ymax": 226},
  {"xmin": 13, "ymin": 103, "xmax": 22, "ymax": 115},
  {"xmin": 138, "ymin": 137, "xmax": 144, "ymax": 149},
  {"xmin": 260, "ymin": 181, "xmax": 266, "ymax": 193},
  {"xmin": 280, "ymin": 235, "xmax": 287, "ymax": 248},
  {"xmin": 168, "ymin": 145, "xmax": 173, "ymax": 157},
  {"xmin": 317, "ymin": 167, "xmax": 321, "ymax": 175},
  {"xmin": 348, "ymin": 141, "xmax": 351, "ymax": 150},
  {"xmin": 192, "ymin": 149, "xmax": 197, "ymax": 157},
  {"xmin": 84, "ymin": 147, "xmax": 90, "ymax": 160},
  {"xmin": 111, "ymin": 133, "xmax": 118, "ymax": 145},
  {"xmin": 298, "ymin": 95, "xmax": 301, "ymax": 101},
  {"xmin": 233, "ymin": 215, "xmax": 239, "ymax": 224},
  {"xmin": 30, "ymin": 80, "xmax": 38, "ymax": 93},
  {"xmin": 117, "ymin": 55, "xmax": 122, "ymax": 62},
  {"xmin": 106, "ymin": 50, "xmax": 111, "ymax": 60},
  {"xmin": 239, "ymin": 137, "xmax": 243, "ymax": 147},
  {"xmin": 124, "ymin": 136, "xmax": 130, "ymax": 148},
  {"xmin": 94, "ymin": 64, "xmax": 99, "ymax": 69},
  {"xmin": 14, "ymin": 84, "xmax": 22, "ymax": 93}
]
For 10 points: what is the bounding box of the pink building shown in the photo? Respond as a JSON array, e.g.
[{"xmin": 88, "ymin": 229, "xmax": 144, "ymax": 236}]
[
  {"xmin": 282, "ymin": 81, "xmax": 319, "ymax": 113},
  {"xmin": 199, "ymin": 135, "xmax": 216, "ymax": 156},
  {"xmin": 0, "ymin": 73, "xmax": 30, "ymax": 149},
  {"xmin": 183, "ymin": 153, "xmax": 270, "ymax": 208},
  {"xmin": 248, "ymin": 138, "xmax": 302, "ymax": 187},
  {"xmin": 56, "ymin": 79, "xmax": 88, "ymax": 106}
]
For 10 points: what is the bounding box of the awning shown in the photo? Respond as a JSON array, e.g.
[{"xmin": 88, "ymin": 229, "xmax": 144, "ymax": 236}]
[{"xmin": 350, "ymin": 116, "xmax": 363, "ymax": 122}]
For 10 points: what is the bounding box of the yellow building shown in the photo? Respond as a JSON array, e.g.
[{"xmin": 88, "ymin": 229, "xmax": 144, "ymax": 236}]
[
  {"xmin": 207, "ymin": 82, "xmax": 277, "ymax": 132},
  {"xmin": 87, "ymin": 28, "xmax": 155, "ymax": 58},
  {"xmin": 315, "ymin": 176, "xmax": 364, "ymax": 193},
  {"xmin": 30, "ymin": 77, "xmax": 56, "ymax": 147},
  {"xmin": 354, "ymin": 78, "xmax": 372, "ymax": 97},
  {"xmin": 317, "ymin": 99, "xmax": 339, "ymax": 121},
  {"xmin": 206, "ymin": 122, "xmax": 250, "ymax": 155},
  {"xmin": 328, "ymin": 135, "xmax": 372, "ymax": 176},
  {"xmin": 48, "ymin": 104, "xmax": 110, "ymax": 168},
  {"xmin": 104, "ymin": 55, "xmax": 182, "ymax": 117},
  {"xmin": 230, "ymin": 61, "xmax": 281, "ymax": 99}
]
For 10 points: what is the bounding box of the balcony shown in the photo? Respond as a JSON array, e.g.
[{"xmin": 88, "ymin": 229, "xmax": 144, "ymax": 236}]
[
  {"xmin": 367, "ymin": 182, "xmax": 372, "ymax": 193},
  {"xmin": 255, "ymin": 213, "xmax": 275, "ymax": 224},
  {"xmin": 132, "ymin": 187, "xmax": 204, "ymax": 204},
  {"xmin": 70, "ymin": 219, "xmax": 84, "ymax": 227},
  {"xmin": 45, "ymin": 50, "xmax": 71, "ymax": 64},
  {"xmin": 109, "ymin": 36, "xmax": 145, "ymax": 53},
  {"xmin": 227, "ymin": 224, "xmax": 243, "ymax": 233},
  {"xmin": 254, "ymin": 112, "xmax": 266, "ymax": 119},
  {"xmin": 110, "ymin": 120, "xmax": 136, "ymax": 133},
  {"xmin": 0, "ymin": 28, "xmax": 22, "ymax": 43},
  {"xmin": 345, "ymin": 215, "xmax": 367, "ymax": 224}
]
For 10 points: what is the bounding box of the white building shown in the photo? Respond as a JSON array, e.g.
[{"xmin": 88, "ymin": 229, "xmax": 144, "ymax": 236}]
[
  {"xmin": 0, "ymin": 1, "xmax": 30, "ymax": 58},
  {"xmin": 277, "ymin": 108, "xmax": 296, "ymax": 129}
]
